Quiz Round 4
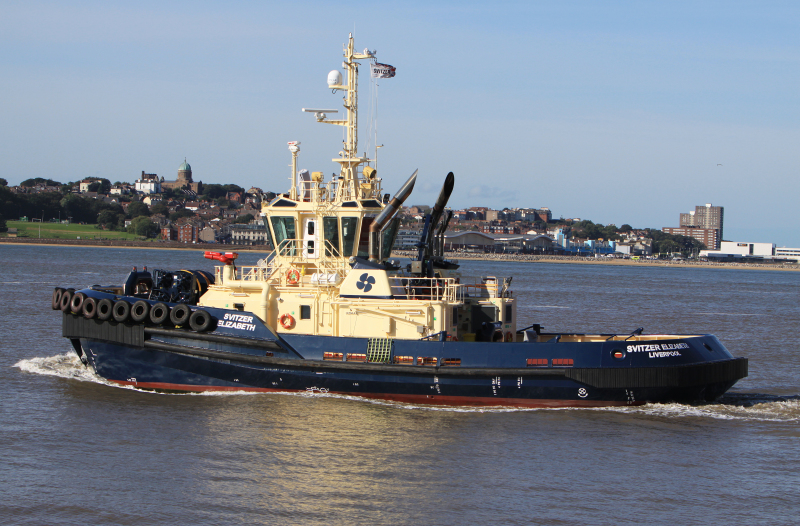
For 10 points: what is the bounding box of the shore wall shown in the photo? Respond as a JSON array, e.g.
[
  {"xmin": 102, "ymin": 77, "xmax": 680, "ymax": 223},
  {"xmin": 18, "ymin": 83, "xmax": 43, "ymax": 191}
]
[
  {"xmin": 0, "ymin": 237, "xmax": 261, "ymax": 252},
  {"xmin": 390, "ymin": 250, "xmax": 800, "ymax": 272},
  {"xmin": 2, "ymin": 238, "xmax": 797, "ymax": 271}
]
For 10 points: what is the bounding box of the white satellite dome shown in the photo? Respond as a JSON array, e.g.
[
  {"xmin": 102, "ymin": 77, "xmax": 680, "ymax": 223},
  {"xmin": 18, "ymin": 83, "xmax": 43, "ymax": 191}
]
[{"xmin": 327, "ymin": 70, "xmax": 342, "ymax": 87}]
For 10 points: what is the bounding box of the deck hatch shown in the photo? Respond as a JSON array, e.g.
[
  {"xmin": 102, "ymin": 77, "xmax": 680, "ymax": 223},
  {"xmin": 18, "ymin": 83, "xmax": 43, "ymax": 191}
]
[{"xmin": 366, "ymin": 338, "xmax": 394, "ymax": 363}]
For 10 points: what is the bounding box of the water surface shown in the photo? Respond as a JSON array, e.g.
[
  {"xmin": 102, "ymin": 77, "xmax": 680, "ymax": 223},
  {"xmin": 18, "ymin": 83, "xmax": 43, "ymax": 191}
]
[{"xmin": 2, "ymin": 245, "xmax": 798, "ymax": 525}]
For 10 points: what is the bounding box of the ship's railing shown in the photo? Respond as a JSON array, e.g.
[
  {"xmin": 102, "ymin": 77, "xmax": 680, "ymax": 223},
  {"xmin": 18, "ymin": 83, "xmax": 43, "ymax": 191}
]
[
  {"xmin": 388, "ymin": 277, "xmax": 460, "ymax": 302},
  {"xmin": 212, "ymin": 264, "xmax": 279, "ymax": 283},
  {"xmin": 458, "ymin": 276, "xmax": 512, "ymax": 299},
  {"xmin": 295, "ymin": 178, "xmax": 383, "ymax": 203},
  {"xmin": 209, "ymin": 238, "xmax": 347, "ymax": 286}
]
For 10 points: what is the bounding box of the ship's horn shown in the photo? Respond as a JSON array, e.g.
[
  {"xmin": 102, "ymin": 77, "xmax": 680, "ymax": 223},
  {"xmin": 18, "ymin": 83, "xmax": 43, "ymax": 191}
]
[{"xmin": 369, "ymin": 169, "xmax": 418, "ymax": 262}]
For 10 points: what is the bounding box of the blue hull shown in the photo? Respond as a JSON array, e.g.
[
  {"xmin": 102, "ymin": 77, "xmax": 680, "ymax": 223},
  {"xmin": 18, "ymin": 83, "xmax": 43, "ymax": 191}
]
[{"xmin": 61, "ymin": 293, "xmax": 748, "ymax": 407}]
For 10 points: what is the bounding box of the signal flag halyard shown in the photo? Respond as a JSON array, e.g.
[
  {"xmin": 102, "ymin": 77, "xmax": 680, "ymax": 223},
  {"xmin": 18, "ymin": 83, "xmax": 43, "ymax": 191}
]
[{"xmin": 371, "ymin": 62, "xmax": 396, "ymax": 78}]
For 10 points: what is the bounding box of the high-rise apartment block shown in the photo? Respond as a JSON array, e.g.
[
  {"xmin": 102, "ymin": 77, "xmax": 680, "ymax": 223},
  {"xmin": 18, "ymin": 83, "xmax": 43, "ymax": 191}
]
[
  {"xmin": 664, "ymin": 203, "xmax": 724, "ymax": 250},
  {"xmin": 680, "ymin": 204, "xmax": 724, "ymax": 240}
]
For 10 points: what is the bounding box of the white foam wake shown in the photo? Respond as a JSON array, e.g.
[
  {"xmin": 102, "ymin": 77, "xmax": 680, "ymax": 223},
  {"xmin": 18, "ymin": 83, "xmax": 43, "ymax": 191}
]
[
  {"xmin": 15, "ymin": 352, "xmax": 125, "ymax": 389},
  {"xmin": 596, "ymin": 397, "xmax": 800, "ymax": 422}
]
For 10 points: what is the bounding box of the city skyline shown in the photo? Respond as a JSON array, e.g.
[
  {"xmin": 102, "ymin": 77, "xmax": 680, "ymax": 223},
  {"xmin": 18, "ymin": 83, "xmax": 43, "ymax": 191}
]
[{"xmin": 2, "ymin": 1, "xmax": 798, "ymax": 246}]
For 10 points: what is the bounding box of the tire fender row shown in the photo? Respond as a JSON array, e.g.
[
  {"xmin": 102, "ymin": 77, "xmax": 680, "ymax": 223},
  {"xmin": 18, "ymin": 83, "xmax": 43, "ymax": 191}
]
[{"xmin": 52, "ymin": 287, "xmax": 215, "ymax": 332}]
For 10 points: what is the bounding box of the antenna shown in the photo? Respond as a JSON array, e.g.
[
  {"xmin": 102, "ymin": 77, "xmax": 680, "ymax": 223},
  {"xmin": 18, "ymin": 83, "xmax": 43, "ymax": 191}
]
[{"xmin": 302, "ymin": 108, "xmax": 339, "ymax": 122}]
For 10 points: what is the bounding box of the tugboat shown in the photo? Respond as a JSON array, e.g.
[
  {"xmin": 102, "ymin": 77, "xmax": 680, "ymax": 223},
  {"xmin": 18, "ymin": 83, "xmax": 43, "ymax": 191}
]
[{"xmin": 51, "ymin": 35, "xmax": 747, "ymax": 407}]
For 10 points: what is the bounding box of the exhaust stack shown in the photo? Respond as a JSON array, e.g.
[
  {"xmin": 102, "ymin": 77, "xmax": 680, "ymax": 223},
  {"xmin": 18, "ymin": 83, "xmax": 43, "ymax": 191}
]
[
  {"xmin": 435, "ymin": 210, "xmax": 453, "ymax": 257},
  {"xmin": 423, "ymin": 172, "xmax": 455, "ymax": 258},
  {"xmin": 368, "ymin": 170, "xmax": 418, "ymax": 262}
]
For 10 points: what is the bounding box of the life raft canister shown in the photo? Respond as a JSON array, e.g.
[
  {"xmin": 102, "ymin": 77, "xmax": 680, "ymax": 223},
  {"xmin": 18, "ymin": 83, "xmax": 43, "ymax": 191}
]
[{"xmin": 280, "ymin": 313, "xmax": 295, "ymax": 329}]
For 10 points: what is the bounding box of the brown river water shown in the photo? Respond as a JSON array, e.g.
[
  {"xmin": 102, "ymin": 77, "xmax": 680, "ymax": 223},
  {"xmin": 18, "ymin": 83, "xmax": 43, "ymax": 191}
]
[{"xmin": 2, "ymin": 244, "xmax": 798, "ymax": 525}]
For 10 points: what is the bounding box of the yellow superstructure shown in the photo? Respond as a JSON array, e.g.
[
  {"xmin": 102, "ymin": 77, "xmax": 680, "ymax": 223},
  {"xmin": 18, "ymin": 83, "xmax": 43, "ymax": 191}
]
[{"xmin": 198, "ymin": 34, "xmax": 516, "ymax": 342}]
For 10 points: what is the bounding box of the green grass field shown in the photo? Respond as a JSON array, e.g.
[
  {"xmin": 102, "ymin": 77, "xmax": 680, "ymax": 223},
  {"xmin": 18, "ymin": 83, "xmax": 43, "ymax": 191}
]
[{"xmin": 3, "ymin": 220, "xmax": 144, "ymax": 240}]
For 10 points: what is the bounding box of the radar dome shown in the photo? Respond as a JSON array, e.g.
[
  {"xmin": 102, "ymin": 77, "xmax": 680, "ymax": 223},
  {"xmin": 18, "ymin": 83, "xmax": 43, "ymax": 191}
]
[{"xmin": 327, "ymin": 70, "xmax": 342, "ymax": 87}]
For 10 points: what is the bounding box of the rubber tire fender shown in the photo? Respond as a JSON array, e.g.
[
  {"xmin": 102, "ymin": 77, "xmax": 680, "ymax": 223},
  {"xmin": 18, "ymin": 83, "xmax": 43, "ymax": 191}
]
[
  {"xmin": 59, "ymin": 290, "xmax": 74, "ymax": 312},
  {"xmin": 189, "ymin": 310, "xmax": 214, "ymax": 332},
  {"xmin": 130, "ymin": 300, "xmax": 150, "ymax": 323},
  {"xmin": 70, "ymin": 292, "xmax": 86, "ymax": 314},
  {"xmin": 82, "ymin": 297, "xmax": 97, "ymax": 319},
  {"xmin": 96, "ymin": 298, "xmax": 114, "ymax": 321},
  {"xmin": 52, "ymin": 288, "xmax": 64, "ymax": 310},
  {"xmin": 112, "ymin": 300, "xmax": 131, "ymax": 322},
  {"xmin": 149, "ymin": 302, "xmax": 169, "ymax": 325},
  {"xmin": 169, "ymin": 304, "xmax": 191, "ymax": 327}
]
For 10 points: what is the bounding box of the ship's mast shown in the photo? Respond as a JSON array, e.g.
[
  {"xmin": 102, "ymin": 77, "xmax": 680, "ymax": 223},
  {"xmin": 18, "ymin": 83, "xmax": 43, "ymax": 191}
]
[{"xmin": 309, "ymin": 33, "xmax": 375, "ymax": 201}]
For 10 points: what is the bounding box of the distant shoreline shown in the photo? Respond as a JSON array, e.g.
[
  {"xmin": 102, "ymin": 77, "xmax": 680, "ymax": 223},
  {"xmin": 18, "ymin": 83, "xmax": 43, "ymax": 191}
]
[
  {"xmin": 0, "ymin": 237, "xmax": 266, "ymax": 252},
  {"xmin": 390, "ymin": 250, "xmax": 800, "ymax": 272},
  {"xmin": 2, "ymin": 237, "xmax": 798, "ymax": 271}
]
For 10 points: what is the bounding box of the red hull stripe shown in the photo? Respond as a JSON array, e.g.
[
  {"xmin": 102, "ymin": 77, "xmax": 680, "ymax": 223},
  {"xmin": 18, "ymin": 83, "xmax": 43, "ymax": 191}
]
[{"xmin": 110, "ymin": 380, "xmax": 638, "ymax": 408}]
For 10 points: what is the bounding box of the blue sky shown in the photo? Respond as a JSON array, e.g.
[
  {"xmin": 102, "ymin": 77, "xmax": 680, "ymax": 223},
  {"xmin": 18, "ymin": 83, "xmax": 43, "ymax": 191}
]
[{"xmin": 2, "ymin": 1, "xmax": 798, "ymax": 246}]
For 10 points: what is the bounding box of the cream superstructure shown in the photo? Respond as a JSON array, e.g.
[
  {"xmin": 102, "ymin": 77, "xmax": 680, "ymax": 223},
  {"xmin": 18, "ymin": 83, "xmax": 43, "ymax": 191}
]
[{"xmin": 198, "ymin": 34, "xmax": 516, "ymax": 342}]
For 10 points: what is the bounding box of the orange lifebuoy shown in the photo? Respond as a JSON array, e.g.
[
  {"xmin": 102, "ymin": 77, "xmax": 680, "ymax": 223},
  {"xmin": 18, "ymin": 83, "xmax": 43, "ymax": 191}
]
[
  {"xmin": 286, "ymin": 268, "xmax": 300, "ymax": 285},
  {"xmin": 279, "ymin": 313, "xmax": 295, "ymax": 329},
  {"xmin": 505, "ymin": 331, "xmax": 514, "ymax": 342}
]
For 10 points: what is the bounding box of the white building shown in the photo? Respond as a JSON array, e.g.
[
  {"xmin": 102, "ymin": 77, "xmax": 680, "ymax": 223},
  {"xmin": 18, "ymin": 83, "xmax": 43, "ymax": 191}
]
[
  {"xmin": 701, "ymin": 241, "xmax": 775, "ymax": 259},
  {"xmin": 134, "ymin": 171, "xmax": 161, "ymax": 194},
  {"xmin": 775, "ymin": 247, "xmax": 800, "ymax": 262}
]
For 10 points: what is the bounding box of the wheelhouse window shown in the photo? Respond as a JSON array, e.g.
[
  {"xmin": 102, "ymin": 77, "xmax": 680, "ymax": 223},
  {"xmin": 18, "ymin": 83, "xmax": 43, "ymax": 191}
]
[
  {"xmin": 323, "ymin": 217, "xmax": 340, "ymax": 256},
  {"xmin": 270, "ymin": 217, "xmax": 296, "ymax": 255},
  {"xmin": 341, "ymin": 217, "xmax": 359, "ymax": 257},
  {"xmin": 356, "ymin": 216, "xmax": 375, "ymax": 258}
]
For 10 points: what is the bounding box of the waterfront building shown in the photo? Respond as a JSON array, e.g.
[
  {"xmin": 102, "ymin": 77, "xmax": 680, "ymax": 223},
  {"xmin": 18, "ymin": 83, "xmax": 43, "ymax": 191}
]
[
  {"xmin": 229, "ymin": 224, "xmax": 270, "ymax": 246},
  {"xmin": 662, "ymin": 227, "xmax": 720, "ymax": 250},
  {"xmin": 177, "ymin": 222, "xmax": 200, "ymax": 243},
  {"xmin": 675, "ymin": 203, "xmax": 724, "ymax": 248},
  {"xmin": 775, "ymin": 247, "xmax": 800, "ymax": 262},
  {"xmin": 700, "ymin": 241, "xmax": 782, "ymax": 262},
  {"xmin": 394, "ymin": 229, "xmax": 423, "ymax": 250}
]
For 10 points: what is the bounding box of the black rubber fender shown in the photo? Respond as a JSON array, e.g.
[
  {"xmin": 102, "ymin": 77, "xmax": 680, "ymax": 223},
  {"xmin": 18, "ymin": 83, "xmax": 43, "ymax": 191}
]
[
  {"xmin": 112, "ymin": 300, "xmax": 131, "ymax": 322},
  {"xmin": 52, "ymin": 288, "xmax": 64, "ymax": 310},
  {"xmin": 189, "ymin": 310, "xmax": 214, "ymax": 332},
  {"xmin": 149, "ymin": 302, "xmax": 169, "ymax": 325},
  {"xmin": 130, "ymin": 300, "xmax": 150, "ymax": 323},
  {"xmin": 82, "ymin": 297, "xmax": 97, "ymax": 319},
  {"xmin": 59, "ymin": 290, "xmax": 74, "ymax": 312},
  {"xmin": 70, "ymin": 292, "xmax": 86, "ymax": 314},
  {"xmin": 96, "ymin": 298, "xmax": 113, "ymax": 321},
  {"xmin": 169, "ymin": 304, "xmax": 191, "ymax": 327}
]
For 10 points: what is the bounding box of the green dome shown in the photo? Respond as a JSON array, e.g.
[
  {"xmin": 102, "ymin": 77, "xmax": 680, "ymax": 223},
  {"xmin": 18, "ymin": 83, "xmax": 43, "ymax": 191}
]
[{"xmin": 179, "ymin": 160, "xmax": 191, "ymax": 172}]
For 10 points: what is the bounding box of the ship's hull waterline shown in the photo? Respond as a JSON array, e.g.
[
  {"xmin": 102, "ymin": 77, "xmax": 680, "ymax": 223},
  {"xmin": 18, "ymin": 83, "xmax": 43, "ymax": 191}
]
[{"xmin": 63, "ymin": 305, "xmax": 747, "ymax": 408}]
